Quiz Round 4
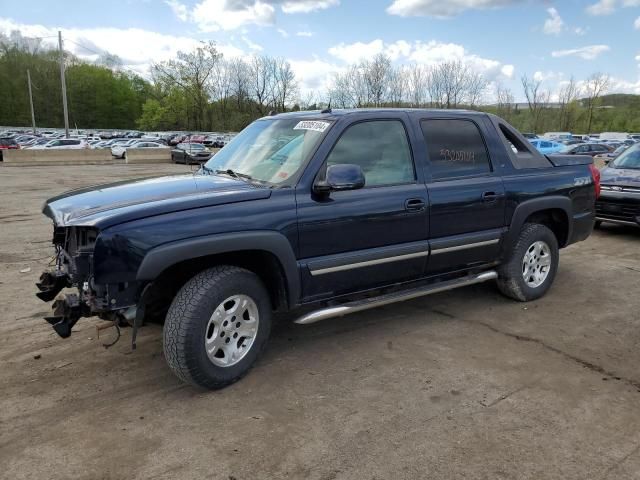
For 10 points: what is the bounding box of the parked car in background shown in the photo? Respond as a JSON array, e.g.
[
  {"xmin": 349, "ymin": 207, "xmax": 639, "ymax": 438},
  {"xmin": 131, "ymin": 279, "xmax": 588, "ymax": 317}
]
[
  {"xmin": 596, "ymin": 143, "xmax": 640, "ymax": 228},
  {"xmin": 561, "ymin": 139, "xmax": 584, "ymax": 146},
  {"xmin": 189, "ymin": 135, "xmax": 207, "ymax": 143},
  {"xmin": 595, "ymin": 145, "xmax": 630, "ymax": 164},
  {"xmin": 0, "ymin": 137, "xmax": 20, "ymax": 160},
  {"xmin": 560, "ymin": 143, "xmax": 613, "ymax": 157},
  {"xmin": 171, "ymin": 142, "xmax": 213, "ymax": 164},
  {"xmin": 204, "ymin": 135, "xmax": 226, "ymax": 148},
  {"xmin": 111, "ymin": 141, "xmax": 167, "ymax": 158},
  {"xmin": 529, "ymin": 139, "xmax": 565, "ymax": 154},
  {"xmin": 522, "ymin": 132, "xmax": 538, "ymax": 139},
  {"xmin": 29, "ymin": 139, "xmax": 89, "ymax": 150},
  {"xmin": 110, "ymin": 139, "xmax": 143, "ymax": 158},
  {"xmin": 543, "ymin": 132, "xmax": 572, "ymax": 141}
]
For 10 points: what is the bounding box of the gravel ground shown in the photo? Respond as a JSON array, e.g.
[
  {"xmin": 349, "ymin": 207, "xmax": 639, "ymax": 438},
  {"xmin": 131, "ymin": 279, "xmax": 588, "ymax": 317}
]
[{"xmin": 1, "ymin": 164, "xmax": 639, "ymax": 480}]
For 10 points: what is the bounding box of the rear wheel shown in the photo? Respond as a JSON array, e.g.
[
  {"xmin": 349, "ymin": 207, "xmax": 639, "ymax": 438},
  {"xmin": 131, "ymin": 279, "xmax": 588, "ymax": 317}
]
[
  {"xmin": 497, "ymin": 223, "xmax": 559, "ymax": 302},
  {"xmin": 163, "ymin": 266, "xmax": 272, "ymax": 389}
]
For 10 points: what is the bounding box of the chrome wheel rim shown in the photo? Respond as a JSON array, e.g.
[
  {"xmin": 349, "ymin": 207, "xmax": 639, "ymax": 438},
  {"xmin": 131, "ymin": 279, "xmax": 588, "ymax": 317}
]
[
  {"xmin": 522, "ymin": 240, "xmax": 552, "ymax": 288},
  {"xmin": 204, "ymin": 295, "xmax": 259, "ymax": 367}
]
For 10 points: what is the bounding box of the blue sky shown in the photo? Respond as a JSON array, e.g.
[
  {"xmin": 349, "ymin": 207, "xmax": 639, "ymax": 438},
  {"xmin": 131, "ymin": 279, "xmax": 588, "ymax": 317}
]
[{"xmin": 2, "ymin": 0, "xmax": 639, "ymax": 101}]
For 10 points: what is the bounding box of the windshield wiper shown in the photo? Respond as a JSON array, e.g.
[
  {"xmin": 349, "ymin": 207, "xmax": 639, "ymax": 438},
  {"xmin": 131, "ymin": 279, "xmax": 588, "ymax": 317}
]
[{"xmin": 215, "ymin": 169, "xmax": 253, "ymax": 181}]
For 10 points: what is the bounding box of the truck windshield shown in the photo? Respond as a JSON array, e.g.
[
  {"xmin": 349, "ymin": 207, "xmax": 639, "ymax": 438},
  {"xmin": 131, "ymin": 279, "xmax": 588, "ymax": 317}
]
[
  {"xmin": 611, "ymin": 144, "xmax": 640, "ymax": 169},
  {"xmin": 203, "ymin": 118, "xmax": 331, "ymax": 185}
]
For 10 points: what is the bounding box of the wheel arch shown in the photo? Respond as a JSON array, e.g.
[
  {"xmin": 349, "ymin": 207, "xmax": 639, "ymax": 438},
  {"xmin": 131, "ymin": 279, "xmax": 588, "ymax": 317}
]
[
  {"xmin": 136, "ymin": 231, "xmax": 300, "ymax": 311},
  {"xmin": 505, "ymin": 196, "xmax": 572, "ymax": 251}
]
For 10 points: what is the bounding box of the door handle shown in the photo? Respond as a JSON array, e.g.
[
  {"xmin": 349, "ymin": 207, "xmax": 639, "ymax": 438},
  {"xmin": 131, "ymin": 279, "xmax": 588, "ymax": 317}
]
[
  {"xmin": 481, "ymin": 191, "xmax": 499, "ymax": 203},
  {"xmin": 405, "ymin": 198, "xmax": 426, "ymax": 211}
]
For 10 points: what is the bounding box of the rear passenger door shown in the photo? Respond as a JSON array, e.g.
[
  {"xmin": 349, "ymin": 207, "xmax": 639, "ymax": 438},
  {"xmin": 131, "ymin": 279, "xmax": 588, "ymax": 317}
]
[
  {"xmin": 420, "ymin": 118, "xmax": 506, "ymax": 274},
  {"xmin": 296, "ymin": 117, "xmax": 429, "ymax": 301}
]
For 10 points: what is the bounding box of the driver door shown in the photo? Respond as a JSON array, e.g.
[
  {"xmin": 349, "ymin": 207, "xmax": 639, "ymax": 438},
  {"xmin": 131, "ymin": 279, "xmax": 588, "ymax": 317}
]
[{"xmin": 295, "ymin": 117, "xmax": 430, "ymax": 302}]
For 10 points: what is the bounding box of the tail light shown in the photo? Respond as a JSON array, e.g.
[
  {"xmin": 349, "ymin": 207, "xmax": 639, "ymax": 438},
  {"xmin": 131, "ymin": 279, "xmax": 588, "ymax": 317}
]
[{"xmin": 589, "ymin": 163, "xmax": 601, "ymax": 199}]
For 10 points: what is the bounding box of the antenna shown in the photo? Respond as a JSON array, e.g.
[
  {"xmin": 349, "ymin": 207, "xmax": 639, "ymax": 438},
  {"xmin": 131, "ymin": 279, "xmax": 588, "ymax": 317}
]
[{"xmin": 320, "ymin": 99, "xmax": 332, "ymax": 114}]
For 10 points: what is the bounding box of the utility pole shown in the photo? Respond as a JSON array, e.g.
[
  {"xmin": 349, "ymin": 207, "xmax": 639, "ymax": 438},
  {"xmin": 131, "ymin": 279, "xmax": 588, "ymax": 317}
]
[
  {"xmin": 58, "ymin": 30, "xmax": 70, "ymax": 138},
  {"xmin": 27, "ymin": 69, "xmax": 36, "ymax": 134}
]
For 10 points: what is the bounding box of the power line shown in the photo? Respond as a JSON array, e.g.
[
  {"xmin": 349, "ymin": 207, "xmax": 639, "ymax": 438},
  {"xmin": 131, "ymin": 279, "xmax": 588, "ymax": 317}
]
[{"xmin": 65, "ymin": 38, "xmax": 151, "ymax": 80}]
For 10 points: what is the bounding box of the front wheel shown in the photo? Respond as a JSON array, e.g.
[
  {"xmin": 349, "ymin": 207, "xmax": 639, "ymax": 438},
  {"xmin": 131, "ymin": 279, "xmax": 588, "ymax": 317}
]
[
  {"xmin": 497, "ymin": 223, "xmax": 559, "ymax": 302},
  {"xmin": 163, "ymin": 266, "xmax": 272, "ymax": 389}
]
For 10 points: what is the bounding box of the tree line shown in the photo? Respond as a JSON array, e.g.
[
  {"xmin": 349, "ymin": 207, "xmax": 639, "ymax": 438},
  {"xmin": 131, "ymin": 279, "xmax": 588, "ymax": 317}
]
[
  {"xmin": 2, "ymin": 32, "xmax": 639, "ymax": 134},
  {"xmin": 0, "ymin": 32, "xmax": 151, "ymax": 130}
]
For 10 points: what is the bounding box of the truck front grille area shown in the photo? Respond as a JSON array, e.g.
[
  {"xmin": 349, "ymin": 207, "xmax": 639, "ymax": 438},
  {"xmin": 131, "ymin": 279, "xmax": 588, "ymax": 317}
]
[
  {"xmin": 51, "ymin": 226, "xmax": 98, "ymax": 282},
  {"xmin": 595, "ymin": 198, "xmax": 640, "ymax": 224}
]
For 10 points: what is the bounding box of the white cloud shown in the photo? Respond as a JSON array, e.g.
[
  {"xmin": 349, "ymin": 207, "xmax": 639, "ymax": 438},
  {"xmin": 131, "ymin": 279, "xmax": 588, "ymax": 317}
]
[
  {"xmin": 289, "ymin": 57, "xmax": 343, "ymax": 98},
  {"xmin": 0, "ymin": 18, "xmax": 245, "ymax": 77},
  {"xmin": 533, "ymin": 70, "xmax": 561, "ymax": 82},
  {"xmin": 387, "ymin": 0, "xmax": 524, "ymax": 18},
  {"xmin": 586, "ymin": 0, "xmax": 640, "ymax": 15},
  {"xmin": 586, "ymin": 0, "xmax": 617, "ymax": 15},
  {"xmin": 501, "ymin": 64, "xmax": 514, "ymax": 78},
  {"xmin": 165, "ymin": 0, "xmax": 190, "ymax": 21},
  {"xmin": 328, "ymin": 39, "xmax": 385, "ymax": 63},
  {"xmin": 242, "ymin": 36, "xmax": 263, "ymax": 51},
  {"xmin": 573, "ymin": 26, "xmax": 587, "ymax": 35},
  {"xmin": 281, "ymin": 0, "xmax": 339, "ymax": 13},
  {"xmin": 191, "ymin": 0, "xmax": 276, "ymax": 31},
  {"xmin": 296, "ymin": 30, "xmax": 314, "ymax": 36},
  {"xmin": 543, "ymin": 7, "xmax": 564, "ymax": 35},
  {"xmin": 165, "ymin": 0, "xmax": 339, "ymax": 31},
  {"xmin": 277, "ymin": 28, "xmax": 289, "ymax": 37},
  {"xmin": 551, "ymin": 44, "xmax": 610, "ymax": 60},
  {"xmin": 328, "ymin": 38, "xmax": 513, "ymax": 81},
  {"xmin": 635, "ymin": 16, "xmax": 640, "ymax": 29}
]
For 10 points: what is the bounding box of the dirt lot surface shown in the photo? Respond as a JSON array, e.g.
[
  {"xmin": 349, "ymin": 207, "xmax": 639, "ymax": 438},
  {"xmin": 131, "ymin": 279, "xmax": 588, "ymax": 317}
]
[{"xmin": 1, "ymin": 164, "xmax": 639, "ymax": 480}]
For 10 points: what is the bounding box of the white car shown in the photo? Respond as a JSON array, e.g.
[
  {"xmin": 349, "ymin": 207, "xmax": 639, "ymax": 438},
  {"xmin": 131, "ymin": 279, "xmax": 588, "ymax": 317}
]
[
  {"xmin": 29, "ymin": 139, "xmax": 89, "ymax": 150},
  {"xmin": 111, "ymin": 141, "xmax": 166, "ymax": 159}
]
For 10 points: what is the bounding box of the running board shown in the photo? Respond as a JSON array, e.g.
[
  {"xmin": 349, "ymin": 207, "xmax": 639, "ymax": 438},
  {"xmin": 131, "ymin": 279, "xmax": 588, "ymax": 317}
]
[{"xmin": 293, "ymin": 271, "xmax": 498, "ymax": 325}]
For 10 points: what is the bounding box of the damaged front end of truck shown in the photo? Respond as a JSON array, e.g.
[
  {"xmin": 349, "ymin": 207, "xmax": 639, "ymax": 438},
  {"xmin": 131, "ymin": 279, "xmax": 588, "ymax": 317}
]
[{"xmin": 36, "ymin": 222, "xmax": 143, "ymax": 347}]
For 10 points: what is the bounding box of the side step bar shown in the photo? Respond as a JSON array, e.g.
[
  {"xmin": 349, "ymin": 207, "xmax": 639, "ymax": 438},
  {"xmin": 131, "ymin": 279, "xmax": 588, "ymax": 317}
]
[{"xmin": 294, "ymin": 270, "xmax": 498, "ymax": 325}]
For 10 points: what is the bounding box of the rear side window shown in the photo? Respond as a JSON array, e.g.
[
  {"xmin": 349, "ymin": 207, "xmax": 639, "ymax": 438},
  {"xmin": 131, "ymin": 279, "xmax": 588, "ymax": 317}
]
[
  {"xmin": 421, "ymin": 119, "xmax": 491, "ymax": 180},
  {"xmin": 326, "ymin": 120, "xmax": 415, "ymax": 187}
]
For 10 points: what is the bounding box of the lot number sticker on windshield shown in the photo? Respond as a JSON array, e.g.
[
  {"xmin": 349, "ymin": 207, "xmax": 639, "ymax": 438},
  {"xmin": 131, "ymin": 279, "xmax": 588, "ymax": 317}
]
[{"xmin": 293, "ymin": 121, "xmax": 331, "ymax": 133}]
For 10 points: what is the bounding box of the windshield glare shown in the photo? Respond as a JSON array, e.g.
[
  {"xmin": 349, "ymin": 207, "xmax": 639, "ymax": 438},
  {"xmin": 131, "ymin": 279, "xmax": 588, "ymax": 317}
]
[
  {"xmin": 611, "ymin": 143, "xmax": 640, "ymax": 169},
  {"xmin": 204, "ymin": 118, "xmax": 330, "ymax": 184}
]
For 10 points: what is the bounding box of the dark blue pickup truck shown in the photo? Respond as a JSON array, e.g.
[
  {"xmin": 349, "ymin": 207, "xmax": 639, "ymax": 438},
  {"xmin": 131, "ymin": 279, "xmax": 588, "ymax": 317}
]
[{"xmin": 37, "ymin": 109, "xmax": 599, "ymax": 389}]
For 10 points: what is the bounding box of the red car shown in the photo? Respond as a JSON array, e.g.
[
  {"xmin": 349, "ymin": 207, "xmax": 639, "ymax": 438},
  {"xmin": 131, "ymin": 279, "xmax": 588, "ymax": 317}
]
[
  {"xmin": 0, "ymin": 137, "xmax": 19, "ymax": 160},
  {"xmin": 188, "ymin": 135, "xmax": 207, "ymax": 143}
]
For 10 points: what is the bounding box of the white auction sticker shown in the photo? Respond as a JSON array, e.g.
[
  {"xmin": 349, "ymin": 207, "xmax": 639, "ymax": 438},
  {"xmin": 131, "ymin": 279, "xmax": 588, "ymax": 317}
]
[{"xmin": 293, "ymin": 120, "xmax": 331, "ymax": 133}]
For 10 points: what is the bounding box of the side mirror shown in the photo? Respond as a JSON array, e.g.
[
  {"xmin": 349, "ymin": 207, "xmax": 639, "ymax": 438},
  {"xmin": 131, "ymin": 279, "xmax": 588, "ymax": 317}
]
[{"xmin": 314, "ymin": 164, "xmax": 365, "ymax": 194}]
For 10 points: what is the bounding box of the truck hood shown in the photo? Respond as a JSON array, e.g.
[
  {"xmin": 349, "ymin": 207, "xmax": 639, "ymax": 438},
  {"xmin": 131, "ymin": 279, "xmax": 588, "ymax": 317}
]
[
  {"xmin": 600, "ymin": 166, "xmax": 640, "ymax": 188},
  {"xmin": 43, "ymin": 173, "xmax": 271, "ymax": 229}
]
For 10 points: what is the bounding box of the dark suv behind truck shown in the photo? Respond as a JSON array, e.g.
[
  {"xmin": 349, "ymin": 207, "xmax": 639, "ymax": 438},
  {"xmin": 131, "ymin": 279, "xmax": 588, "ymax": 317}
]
[{"xmin": 36, "ymin": 109, "xmax": 599, "ymax": 389}]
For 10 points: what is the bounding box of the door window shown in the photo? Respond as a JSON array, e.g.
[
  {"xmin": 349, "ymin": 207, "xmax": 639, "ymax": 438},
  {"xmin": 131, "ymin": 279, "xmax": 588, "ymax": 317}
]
[
  {"xmin": 421, "ymin": 119, "xmax": 492, "ymax": 180},
  {"xmin": 325, "ymin": 120, "xmax": 415, "ymax": 187}
]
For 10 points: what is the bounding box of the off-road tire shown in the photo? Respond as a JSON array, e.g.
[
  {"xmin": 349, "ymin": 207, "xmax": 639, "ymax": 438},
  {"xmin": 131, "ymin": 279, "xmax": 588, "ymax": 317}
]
[
  {"xmin": 163, "ymin": 265, "xmax": 272, "ymax": 389},
  {"xmin": 497, "ymin": 223, "xmax": 559, "ymax": 302}
]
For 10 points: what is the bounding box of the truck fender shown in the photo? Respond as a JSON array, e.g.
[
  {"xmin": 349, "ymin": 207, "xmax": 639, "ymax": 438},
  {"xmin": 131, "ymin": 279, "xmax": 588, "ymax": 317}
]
[
  {"xmin": 136, "ymin": 231, "xmax": 300, "ymax": 308},
  {"xmin": 505, "ymin": 196, "xmax": 572, "ymax": 250}
]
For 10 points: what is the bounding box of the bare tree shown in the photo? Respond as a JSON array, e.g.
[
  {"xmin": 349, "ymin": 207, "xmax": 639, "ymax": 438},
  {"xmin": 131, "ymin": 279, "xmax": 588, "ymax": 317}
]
[
  {"xmin": 151, "ymin": 41, "xmax": 221, "ymax": 130},
  {"xmin": 249, "ymin": 55, "xmax": 277, "ymax": 115},
  {"xmin": 428, "ymin": 61, "xmax": 476, "ymax": 109},
  {"xmin": 228, "ymin": 59, "xmax": 250, "ymax": 111},
  {"xmin": 521, "ymin": 74, "xmax": 546, "ymax": 133},
  {"xmin": 583, "ymin": 72, "xmax": 610, "ymax": 133},
  {"xmin": 363, "ymin": 54, "xmax": 392, "ymax": 106},
  {"xmin": 273, "ymin": 58, "xmax": 297, "ymax": 111},
  {"xmin": 407, "ymin": 64, "xmax": 428, "ymax": 107},
  {"xmin": 557, "ymin": 76, "xmax": 578, "ymax": 131},
  {"xmin": 387, "ymin": 65, "xmax": 407, "ymax": 107},
  {"xmin": 495, "ymin": 83, "xmax": 515, "ymax": 121}
]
